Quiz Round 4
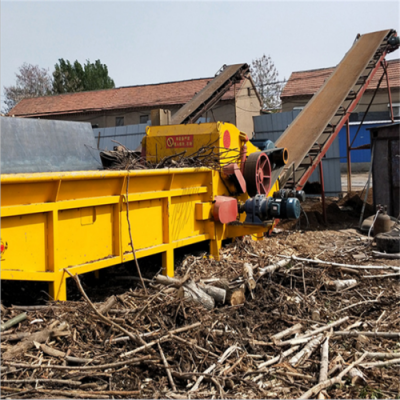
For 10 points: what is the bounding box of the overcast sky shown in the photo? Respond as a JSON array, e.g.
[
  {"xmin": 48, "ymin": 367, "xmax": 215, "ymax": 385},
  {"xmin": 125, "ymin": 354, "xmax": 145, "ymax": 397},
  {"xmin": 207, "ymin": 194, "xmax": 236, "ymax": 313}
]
[{"xmin": 1, "ymin": 1, "xmax": 399, "ymax": 108}]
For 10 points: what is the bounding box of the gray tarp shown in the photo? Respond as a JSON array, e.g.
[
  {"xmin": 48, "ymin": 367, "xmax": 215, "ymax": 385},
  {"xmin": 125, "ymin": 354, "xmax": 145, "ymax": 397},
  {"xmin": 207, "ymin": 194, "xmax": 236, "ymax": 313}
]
[{"xmin": 1, "ymin": 117, "xmax": 102, "ymax": 174}]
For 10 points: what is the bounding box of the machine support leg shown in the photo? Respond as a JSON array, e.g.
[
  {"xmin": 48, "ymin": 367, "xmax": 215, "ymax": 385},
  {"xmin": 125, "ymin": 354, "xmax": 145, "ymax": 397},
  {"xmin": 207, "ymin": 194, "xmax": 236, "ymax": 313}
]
[
  {"xmin": 252, "ymin": 232, "xmax": 264, "ymax": 241},
  {"xmin": 209, "ymin": 239, "xmax": 222, "ymax": 261},
  {"xmin": 162, "ymin": 249, "xmax": 174, "ymax": 277},
  {"xmin": 319, "ymin": 161, "xmax": 327, "ymax": 224},
  {"xmin": 49, "ymin": 273, "xmax": 67, "ymax": 301},
  {"xmin": 346, "ymin": 119, "xmax": 352, "ymax": 194}
]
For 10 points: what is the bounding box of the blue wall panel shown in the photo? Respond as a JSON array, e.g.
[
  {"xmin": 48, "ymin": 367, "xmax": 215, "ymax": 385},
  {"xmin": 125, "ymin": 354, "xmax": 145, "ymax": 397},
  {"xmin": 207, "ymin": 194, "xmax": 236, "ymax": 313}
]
[{"xmin": 338, "ymin": 123, "xmax": 387, "ymax": 163}]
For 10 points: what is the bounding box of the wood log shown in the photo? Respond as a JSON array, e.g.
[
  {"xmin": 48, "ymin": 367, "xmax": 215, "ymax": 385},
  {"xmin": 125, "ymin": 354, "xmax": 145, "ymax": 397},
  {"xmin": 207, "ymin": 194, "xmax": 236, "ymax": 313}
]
[
  {"xmin": 317, "ymin": 337, "xmax": 329, "ymax": 399},
  {"xmin": 362, "ymin": 272, "xmax": 400, "ymax": 279},
  {"xmin": 39, "ymin": 343, "xmax": 97, "ymax": 364},
  {"xmin": 177, "ymin": 281, "xmax": 215, "ymax": 310},
  {"xmin": 278, "ymin": 254, "xmax": 400, "ymax": 271},
  {"xmin": 362, "ymin": 352, "xmax": 400, "ymax": 360},
  {"xmin": 11, "ymin": 305, "xmax": 51, "ymax": 311},
  {"xmin": 327, "ymin": 364, "xmax": 342, "ymax": 377},
  {"xmin": 271, "ymin": 323, "xmax": 303, "ymax": 343},
  {"xmin": 259, "ymin": 259, "xmax": 291, "ymax": 277},
  {"xmin": 372, "ymin": 250, "xmax": 400, "ymax": 259},
  {"xmin": 348, "ymin": 368, "xmax": 366, "ymax": 384},
  {"xmin": 300, "ymin": 316, "xmax": 348, "ymax": 339},
  {"xmin": 337, "ymin": 300, "xmax": 378, "ymax": 313},
  {"xmin": 277, "ymin": 317, "xmax": 348, "ymax": 347},
  {"xmin": 218, "ymin": 345, "xmax": 239, "ymax": 364},
  {"xmin": 155, "ymin": 275, "xmax": 183, "ymax": 287},
  {"xmin": 333, "ymin": 331, "xmax": 400, "ymax": 339},
  {"xmin": 326, "ymin": 279, "xmax": 357, "ymax": 291},
  {"xmin": 157, "ymin": 342, "xmax": 176, "ymax": 391},
  {"xmin": 198, "ymin": 283, "xmax": 226, "ymax": 304},
  {"xmin": 97, "ymin": 295, "xmax": 117, "ymax": 315},
  {"xmin": 257, "ymin": 346, "xmax": 300, "ymax": 369},
  {"xmin": 226, "ymin": 285, "xmax": 245, "ymax": 306},
  {"xmin": 243, "ymin": 263, "xmax": 256, "ymax": 289},
  {"xmin": 319, "ymin": 338, "xmax": 329, "ymax": 382},
  {"xmin": 39, "ymin": 343, "xmax": 65, "ymax": 358},
  {"xmin": 1, "ymin": 332, "xmax": 30, "ymax": 342},
  {"xmin": 289, "ymin": 334, "xmax": 324, "ymax": 366},
  {"xmin": 4, "ymin": 379, "xmax": 82, "ymax": 387},
  {"xmin": 359, "ymin": 358, "xmax": 400, "ymax": 368},
  {"xmin": 0, "ymin": 312, "xmax": 27, "ymax": 332}
]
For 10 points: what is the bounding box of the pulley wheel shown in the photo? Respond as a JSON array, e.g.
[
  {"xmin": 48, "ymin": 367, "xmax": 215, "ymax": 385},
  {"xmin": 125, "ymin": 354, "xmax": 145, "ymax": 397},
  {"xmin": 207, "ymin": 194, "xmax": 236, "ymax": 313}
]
[{"xmin": 243, "ymin": 151, "xmax": 272, "ymax": 197}]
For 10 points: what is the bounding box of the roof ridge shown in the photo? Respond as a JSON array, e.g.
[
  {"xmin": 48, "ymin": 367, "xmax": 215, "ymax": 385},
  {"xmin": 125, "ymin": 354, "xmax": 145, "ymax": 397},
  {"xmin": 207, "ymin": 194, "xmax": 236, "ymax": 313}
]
[
  {"xmin": 15, "ymin": 76, "xmax": 218, "ymax": 105},
  {"xmin": 291, "ymin": 58, "xmax": 399, "ymax": 75},
  {"xmin": 118, "ymin": 76, "xmax": 214, "ymax": 89}
]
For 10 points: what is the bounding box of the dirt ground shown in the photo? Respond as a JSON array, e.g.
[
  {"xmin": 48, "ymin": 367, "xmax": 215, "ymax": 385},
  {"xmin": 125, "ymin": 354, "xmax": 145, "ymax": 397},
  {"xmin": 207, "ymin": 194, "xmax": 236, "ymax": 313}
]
[{"xmin": 1, "ymin": 190, "xmax": 399, "ymax": 399}]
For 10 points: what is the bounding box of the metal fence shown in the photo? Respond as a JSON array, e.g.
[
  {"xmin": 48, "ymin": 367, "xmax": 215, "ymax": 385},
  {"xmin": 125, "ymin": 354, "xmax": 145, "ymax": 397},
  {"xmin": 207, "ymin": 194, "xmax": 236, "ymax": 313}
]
[{"xmin": 253, "ymin": 111, "xmax": 342, "ymax": 196}]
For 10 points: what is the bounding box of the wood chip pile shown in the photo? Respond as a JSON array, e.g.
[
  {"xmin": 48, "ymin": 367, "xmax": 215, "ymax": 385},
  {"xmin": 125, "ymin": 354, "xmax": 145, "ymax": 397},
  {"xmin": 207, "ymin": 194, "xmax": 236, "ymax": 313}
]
[{"xmin": 1, "ymin": 229, "xmax": 399, "ymax": 399}]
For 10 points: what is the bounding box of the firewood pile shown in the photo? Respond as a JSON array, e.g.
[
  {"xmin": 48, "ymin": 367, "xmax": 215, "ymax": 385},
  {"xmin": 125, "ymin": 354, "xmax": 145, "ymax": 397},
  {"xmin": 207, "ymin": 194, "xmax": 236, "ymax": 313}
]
[{"xmin": 1, "ymin": 230, "xmax": 400, "ymax": 399}]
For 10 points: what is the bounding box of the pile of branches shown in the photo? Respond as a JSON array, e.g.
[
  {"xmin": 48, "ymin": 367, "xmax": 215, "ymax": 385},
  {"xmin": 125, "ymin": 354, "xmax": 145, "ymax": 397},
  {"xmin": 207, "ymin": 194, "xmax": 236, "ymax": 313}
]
[
  {"xmin": 100, "ymin": 143, "xmax": 241, "ymax": 171},
  {"xmin": 1, "ymin": 231, "xmax": 400, "ymax": 399}
]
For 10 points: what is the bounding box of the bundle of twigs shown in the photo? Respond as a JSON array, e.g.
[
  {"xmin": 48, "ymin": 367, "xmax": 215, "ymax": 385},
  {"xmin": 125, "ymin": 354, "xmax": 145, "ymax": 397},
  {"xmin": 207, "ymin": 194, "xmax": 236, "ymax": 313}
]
[{"xmin": 101, "ymin": 142, "xmax": 242, "ymax": 172}]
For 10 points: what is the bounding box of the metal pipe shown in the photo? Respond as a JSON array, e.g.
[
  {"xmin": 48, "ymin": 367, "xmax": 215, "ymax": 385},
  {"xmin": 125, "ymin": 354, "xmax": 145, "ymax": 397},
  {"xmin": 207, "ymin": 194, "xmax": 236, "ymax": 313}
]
[
  {"xmin": 346, "ymin": 119, "xmax": 352, "ymax": 194},
  {"xmin": 359, "ymin": 143, "xmax": 375, "ymax": 228},
  {"xmin": 319, "ymin": 161, "xmax": 327, "ymax": 224}
]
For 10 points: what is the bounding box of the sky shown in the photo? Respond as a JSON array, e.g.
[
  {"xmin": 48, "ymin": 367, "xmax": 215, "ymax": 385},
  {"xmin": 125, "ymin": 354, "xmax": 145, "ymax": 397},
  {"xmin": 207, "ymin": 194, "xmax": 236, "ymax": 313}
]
[{"xmin": 1, "ymin": 1, "xmax": 399, "ymax": 108}]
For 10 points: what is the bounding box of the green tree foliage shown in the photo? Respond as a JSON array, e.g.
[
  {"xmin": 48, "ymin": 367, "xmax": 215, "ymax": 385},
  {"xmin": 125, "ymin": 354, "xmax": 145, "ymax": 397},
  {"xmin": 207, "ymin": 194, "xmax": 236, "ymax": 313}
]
[
  {"xmin": 250, "ymin": 54, "xmax": 285, "ymax": 111},
  {"xmin": 52, "ymin": 59, "xmax": 115, "ymax": 94},
  {"xmin": 3, "ymin": 63, "xmax": 52, "ymax": 113}
]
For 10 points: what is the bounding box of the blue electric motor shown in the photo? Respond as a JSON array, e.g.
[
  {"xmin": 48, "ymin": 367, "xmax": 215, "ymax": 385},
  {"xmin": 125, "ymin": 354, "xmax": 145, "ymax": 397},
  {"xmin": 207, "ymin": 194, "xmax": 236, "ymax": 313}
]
[{"xmin": 242, "ymin": 194, "xmax": 301, "ymax": 225}]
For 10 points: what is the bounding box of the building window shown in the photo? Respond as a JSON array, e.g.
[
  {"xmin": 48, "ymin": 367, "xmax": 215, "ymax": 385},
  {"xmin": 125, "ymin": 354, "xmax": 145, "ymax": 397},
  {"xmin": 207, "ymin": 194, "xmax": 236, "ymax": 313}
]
[
  {"xmin": 140, "ymin": 115, "xmax": 149, "ymax": 124},
  {"xmin": 116, "ymin": 117, "xmax": 124, "ymax": 126},
  {"xmin": 389, "ymin": 103, "xmax": 400, "ymax": 118}
]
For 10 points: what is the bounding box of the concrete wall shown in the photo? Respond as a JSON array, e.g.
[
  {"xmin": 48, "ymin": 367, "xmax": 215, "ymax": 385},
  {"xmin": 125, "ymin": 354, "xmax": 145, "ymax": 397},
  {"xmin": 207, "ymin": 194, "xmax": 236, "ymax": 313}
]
[
  {"xmin": 235, "ymin": 79, "xmax": 262, "ymax": 136},
  {"xmin": 282, "ymin": 88, "xmax": 400, "ymax": 114}
]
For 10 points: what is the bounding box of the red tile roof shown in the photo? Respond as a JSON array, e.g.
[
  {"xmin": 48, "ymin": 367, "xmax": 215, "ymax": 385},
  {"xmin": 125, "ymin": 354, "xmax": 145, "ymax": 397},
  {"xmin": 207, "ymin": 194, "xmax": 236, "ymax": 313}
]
[
  {"xmin": 281, "ymin": 58, "xmax": 400, "ymax": 98},
  {"xmin": 9, "ymin": 77, "xmax": 246, "ymax": 117}
]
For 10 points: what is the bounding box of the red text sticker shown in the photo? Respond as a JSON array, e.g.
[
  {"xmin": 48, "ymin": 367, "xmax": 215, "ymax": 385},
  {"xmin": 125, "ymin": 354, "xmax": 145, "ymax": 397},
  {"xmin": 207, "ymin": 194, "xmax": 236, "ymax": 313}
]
[{"xmin": 166, "ymin": 135, "xmax": 194, "ymax": 148}]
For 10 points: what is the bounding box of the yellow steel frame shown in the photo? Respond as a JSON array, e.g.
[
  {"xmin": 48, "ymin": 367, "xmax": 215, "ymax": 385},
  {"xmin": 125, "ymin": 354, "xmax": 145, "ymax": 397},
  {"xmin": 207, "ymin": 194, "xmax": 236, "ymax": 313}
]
[{"xmin": 1, "ymin": 167, "xmax": 273, "ymax": 301}]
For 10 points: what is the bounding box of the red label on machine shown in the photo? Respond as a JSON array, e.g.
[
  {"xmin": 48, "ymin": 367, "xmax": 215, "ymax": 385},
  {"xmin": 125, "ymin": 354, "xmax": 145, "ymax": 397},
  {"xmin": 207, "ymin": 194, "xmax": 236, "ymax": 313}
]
[{"xmin": 166, "ymin": 135, "xmax": 194, "ymax": 148}]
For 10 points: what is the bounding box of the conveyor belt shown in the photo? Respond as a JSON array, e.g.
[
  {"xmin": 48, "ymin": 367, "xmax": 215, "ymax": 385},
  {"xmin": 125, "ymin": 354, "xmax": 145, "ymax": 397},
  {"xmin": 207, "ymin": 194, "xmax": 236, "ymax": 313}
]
[
  {"xmin": 171, "ymin": 64, "xmax": 249, "ymax": 125},
  {"xmin": 276, "ymin": 29, "xmax": 399, "ymax": 189}
]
